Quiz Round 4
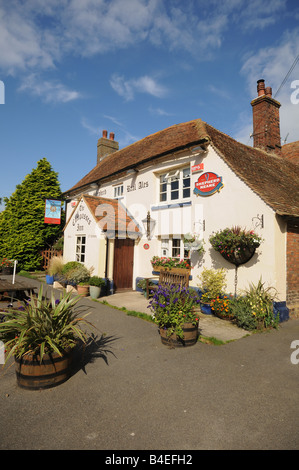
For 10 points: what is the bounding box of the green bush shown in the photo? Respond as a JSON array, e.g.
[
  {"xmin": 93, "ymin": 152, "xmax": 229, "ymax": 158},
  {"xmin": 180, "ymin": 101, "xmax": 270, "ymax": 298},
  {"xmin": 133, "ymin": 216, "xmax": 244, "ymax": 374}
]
[
  {"xmin": 230, "ymin": 297, "xmax": 258, "ymax": 331},
  {"xmin": 197, "ymin": 267, "xmax": 227, "ymax": 303},
  {"xmin": 89, "ymin": 276, "xmax": 105, "ymax": 287}
]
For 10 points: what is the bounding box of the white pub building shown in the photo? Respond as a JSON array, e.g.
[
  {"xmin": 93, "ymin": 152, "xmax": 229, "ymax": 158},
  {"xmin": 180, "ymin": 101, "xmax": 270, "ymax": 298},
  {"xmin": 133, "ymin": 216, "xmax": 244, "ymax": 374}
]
[{"xmin": 63, "ymin": 80, "xmax": 299, "ymax": 317}]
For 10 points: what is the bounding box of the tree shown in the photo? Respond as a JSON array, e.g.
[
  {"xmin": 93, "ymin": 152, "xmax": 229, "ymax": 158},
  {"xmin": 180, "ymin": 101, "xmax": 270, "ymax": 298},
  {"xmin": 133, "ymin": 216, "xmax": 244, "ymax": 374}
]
[{"xmin": 0, "ymin": 158, "xmax": 65, "ymax": 271}]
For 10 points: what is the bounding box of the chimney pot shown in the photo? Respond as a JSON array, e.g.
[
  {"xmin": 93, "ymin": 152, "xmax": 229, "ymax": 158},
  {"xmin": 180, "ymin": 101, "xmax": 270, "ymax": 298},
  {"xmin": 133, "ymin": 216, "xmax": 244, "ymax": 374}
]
[
  {"xmin": 102, "ymin": 130, "xmax": 108, "ymax": 138},
  {"xmin": 109, "ymin": 132, "xmax": 115, "ymax": 141},
  {"xmin": 257, "ymin": 79, "xmax": 265, "ymax": 96},
  {"xmin": 265, "ymin": 86, "xmax": 272, "ymax": 97}
]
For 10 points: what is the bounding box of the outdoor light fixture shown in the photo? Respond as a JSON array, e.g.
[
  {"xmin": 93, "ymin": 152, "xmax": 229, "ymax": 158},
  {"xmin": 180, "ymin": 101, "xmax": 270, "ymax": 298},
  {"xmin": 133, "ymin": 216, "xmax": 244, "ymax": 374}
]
[
  {"xmin": 142, "ymin": 211, "xmax": 155, "ymax": 238},
  {"xmin": 126, "ymin": 168, "xmax": 138, "ymax": 174}
]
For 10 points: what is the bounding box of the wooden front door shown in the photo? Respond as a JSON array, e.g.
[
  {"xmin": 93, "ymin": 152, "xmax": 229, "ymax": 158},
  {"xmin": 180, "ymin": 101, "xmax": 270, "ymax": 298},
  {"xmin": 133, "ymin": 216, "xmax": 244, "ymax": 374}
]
[{"xmin": 113, "ymin": 238, "xmax": 134, "ymax": 290}]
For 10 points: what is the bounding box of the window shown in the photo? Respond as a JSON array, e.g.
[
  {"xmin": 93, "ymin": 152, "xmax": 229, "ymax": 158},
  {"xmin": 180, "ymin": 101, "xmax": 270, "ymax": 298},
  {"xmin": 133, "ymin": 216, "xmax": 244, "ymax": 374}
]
[
  {"xmin": 76, "ymin": 236, "xmax": 86, "ymax": 263},
  {"xmin": 159, "ymin": 167, "xmax": 190, "ymax": 203},
  {"xmin": 161, "ymin": 237, "xmax": 190, "ymax": 260},
  {"xmin": 114, "ymin": 184, "xmax": 123, "ymax": 198}
]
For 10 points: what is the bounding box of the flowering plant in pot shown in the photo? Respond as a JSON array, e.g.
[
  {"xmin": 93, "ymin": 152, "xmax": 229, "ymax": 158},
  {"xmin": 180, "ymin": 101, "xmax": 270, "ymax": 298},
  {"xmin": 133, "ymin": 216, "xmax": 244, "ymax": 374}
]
[
  {"xmin": 183, "ymin": 232, "xmax": 205, "ymax": 255},
  {"xmin": 148, "ymin": 285, "xmax": 200, "ymax": 346},
  {"xmin": 150, "ymin": 256, "xmax": 190, "ymax": 271},
  {"xmin": 1, "ymin": 258, "xmax": 14, "ymax": 274},
  {"xmin": 0, "ymin": 286, "xmax": 94, "ymax": 389},
  {"xmin": 209, "ymin": 226, "xmax": 263, "ymax": 265}
]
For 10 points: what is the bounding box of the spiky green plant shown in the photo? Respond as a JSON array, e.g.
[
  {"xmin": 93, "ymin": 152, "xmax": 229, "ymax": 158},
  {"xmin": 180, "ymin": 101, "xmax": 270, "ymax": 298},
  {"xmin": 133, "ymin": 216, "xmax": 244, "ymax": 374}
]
[{"xmin": 0, "ymin": 286, "xmax": 94, "ymax": 363}]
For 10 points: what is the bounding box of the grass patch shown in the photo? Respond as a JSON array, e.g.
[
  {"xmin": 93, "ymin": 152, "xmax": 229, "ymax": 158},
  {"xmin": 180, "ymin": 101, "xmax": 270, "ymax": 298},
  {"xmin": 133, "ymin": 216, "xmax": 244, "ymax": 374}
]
[
  {"xmin": 198, "ymin": 335, "xmax": 230, "ymax": 346},
  {"xmin": 96, "ymin": 299, "xmax": 155, "ymax": 323}
]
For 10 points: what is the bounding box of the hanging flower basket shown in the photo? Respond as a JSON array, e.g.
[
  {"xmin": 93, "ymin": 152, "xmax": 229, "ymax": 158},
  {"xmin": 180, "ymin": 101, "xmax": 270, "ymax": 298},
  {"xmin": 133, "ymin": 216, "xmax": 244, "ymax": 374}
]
[
  {"xmin": 209, "ymin": 226, "xmax": 263, "ymax": 266},
  {"xmin": 183, "ymin": 233, "xmax": 205, "ymax": 255}
]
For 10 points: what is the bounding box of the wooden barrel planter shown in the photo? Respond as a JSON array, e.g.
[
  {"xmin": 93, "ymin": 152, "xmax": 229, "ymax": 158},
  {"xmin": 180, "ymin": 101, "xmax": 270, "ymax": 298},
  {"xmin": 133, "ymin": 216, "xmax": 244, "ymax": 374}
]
[
  {"xmin": 159, "ymin": 322, "xmax": 198, "ymax": 347},
  {"xmin": 15, "ymin": 348, "xmax": 73, "ymax": 390}
]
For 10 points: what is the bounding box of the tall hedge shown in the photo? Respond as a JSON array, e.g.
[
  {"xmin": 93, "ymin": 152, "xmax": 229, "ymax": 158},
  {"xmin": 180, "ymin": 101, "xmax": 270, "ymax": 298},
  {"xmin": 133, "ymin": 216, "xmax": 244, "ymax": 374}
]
[{"xmin": 0, "ymin": 158, "xmax": 64, "ymax": 270}]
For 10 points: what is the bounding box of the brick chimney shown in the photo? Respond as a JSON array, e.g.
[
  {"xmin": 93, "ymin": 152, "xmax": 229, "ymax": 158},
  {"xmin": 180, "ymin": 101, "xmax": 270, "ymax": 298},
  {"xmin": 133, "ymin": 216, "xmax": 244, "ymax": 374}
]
[
  {"xmin": 97, "ymin": 130, "xmax": 119, "ymax": 164},
  {"xmin": 251, "ymin": 79, "xmax": 281, "ymax": 155}
]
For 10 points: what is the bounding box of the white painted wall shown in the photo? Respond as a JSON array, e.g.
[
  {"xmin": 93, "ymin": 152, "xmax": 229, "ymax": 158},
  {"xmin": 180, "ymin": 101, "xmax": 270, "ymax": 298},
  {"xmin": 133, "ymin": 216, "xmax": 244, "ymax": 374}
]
[{"xmin": 64, "ymin": 146, "xmax": 286, "ymax": 300}]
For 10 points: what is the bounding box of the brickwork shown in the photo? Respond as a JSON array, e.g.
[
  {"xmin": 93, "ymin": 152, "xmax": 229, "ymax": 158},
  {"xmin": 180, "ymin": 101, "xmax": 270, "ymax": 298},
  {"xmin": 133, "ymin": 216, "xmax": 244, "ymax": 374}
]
[
  {"xmin": 286, "ymin": 219, "xmax": 299, "ymax": 317},
  {"xmin": 251, "ymin": 95, "xmax": 281, "ymax": 155}
]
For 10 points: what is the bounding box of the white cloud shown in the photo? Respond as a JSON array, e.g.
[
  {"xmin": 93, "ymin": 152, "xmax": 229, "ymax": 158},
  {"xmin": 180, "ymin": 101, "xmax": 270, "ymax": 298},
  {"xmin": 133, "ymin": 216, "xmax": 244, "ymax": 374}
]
[
  {"xmin": 18, "ymin": 74, "xmax": 80, "ymax": 103},
  {"xmin": 110, "ymin": 73, "xmax": 168, "ymax": 101},
  {"xmin": 236, "ymin": 28, "xmax": 299, "ymax": 144}
]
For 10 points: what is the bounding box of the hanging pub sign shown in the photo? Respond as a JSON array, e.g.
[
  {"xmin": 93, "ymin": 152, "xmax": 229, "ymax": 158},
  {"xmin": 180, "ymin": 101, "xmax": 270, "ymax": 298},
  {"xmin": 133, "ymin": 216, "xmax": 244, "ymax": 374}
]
[
  {"xmin": 44, "ymin": 199, "xmax": 62, "ymax": 224},
  {"xmin": 194, "ymin": 172, "xmax": 224, "ymax": 197}
]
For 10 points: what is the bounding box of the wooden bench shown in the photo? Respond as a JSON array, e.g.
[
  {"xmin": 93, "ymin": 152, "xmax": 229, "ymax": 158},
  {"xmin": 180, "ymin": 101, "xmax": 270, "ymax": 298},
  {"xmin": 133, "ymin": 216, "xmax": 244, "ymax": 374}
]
[{"xmin": 145, "ymin": 269, "xmax": 190, "ymax": 299}]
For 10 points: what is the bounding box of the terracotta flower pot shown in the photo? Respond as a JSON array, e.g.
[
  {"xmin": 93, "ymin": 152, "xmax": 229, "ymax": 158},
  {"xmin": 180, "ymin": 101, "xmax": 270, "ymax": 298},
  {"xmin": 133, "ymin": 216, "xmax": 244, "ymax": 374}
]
[{"xmin": 77, "ymin": 285, "xmax": 89, "ymax": 296}]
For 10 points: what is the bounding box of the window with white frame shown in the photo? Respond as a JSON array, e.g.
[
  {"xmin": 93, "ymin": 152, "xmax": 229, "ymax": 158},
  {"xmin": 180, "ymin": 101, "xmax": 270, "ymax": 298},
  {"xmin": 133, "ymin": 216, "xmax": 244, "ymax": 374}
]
[
  {"xmin": 76, "ymin": 235, "xmax": 86, "ymax": 263},
  {"xmin": 114, "ymin": 184, "xmax": 124, "ymax": 198},
  {"xmin": 159, "ymin": 167, "xmax": 190, "ymax": 203},
  {"xmin": 161, "ymin": 237, "xmax": 190, "ymax": 260}
]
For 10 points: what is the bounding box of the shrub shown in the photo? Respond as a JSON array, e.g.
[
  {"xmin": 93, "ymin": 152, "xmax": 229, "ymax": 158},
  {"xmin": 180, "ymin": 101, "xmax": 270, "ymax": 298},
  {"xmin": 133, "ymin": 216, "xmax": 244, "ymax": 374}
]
[
  {"xmin": 198, "ymin": 267, "xmax": 227, "ymax": 303},
  {"xmin": 89, "ymin": 276, "xmax": 105, "ymax": 287},
  {"xmin": 62, "ymin": 262, "xmax": 91, "ymax": 285},
  {"xmin": 230, "ymin": 279, "xmax": 279, "ymax": 331}
]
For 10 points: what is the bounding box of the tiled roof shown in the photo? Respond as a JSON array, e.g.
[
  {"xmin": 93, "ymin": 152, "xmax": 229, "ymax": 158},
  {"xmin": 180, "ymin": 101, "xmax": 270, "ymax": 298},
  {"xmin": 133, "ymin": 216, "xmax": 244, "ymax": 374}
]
[
  {"xmin": 65, "ymin": 119, "xmax": 209, "ymax": 193},
  {"xmin": 281, "ymin": 141, "xmax": 299, "ymax": 164},
  {"xmin": 65, "ymin": 119, "xmax": 299, "ymax": 218},
  {"xmin": 64, "ymin": 195, "xmax": 140, "ymax": 235}
]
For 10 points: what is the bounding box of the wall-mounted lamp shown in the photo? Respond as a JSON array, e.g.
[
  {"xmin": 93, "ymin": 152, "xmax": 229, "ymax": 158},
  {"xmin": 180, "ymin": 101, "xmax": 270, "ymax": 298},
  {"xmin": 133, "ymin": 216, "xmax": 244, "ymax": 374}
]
[
  {"xmin": 90, "ymin": 182, "xmax": 98, "ymax": 189},
  {"xmin": 126, "ymin": 168, "xmax": 138, "ymax": 175},
  {"xmin": 142, "ymin": 211, "xmax": 155, "ymax": 239}
]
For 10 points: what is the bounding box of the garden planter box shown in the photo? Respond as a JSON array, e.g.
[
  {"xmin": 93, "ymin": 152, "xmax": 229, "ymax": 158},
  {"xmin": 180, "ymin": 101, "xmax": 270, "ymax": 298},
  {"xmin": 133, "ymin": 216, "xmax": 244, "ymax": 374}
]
[
  {"xmin": 159, "ymin": 322, "xmax": 198, "ymax": 347},
  {"xmin": 156, "ymin": 267, "xmax": 190, "ymax": 275}
]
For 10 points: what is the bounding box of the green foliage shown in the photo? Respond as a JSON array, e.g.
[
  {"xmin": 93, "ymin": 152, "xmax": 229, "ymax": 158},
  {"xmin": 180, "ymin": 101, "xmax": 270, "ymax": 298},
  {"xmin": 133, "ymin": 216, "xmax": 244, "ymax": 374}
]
[
  {"xmin": 62, "ymin": 262, "xmax": 91, "ymax": 284},
  {"xmin": 0, "ymin": 158, "xmax": 64, "ymax": 270},
  {"xmin": 209, "ymin": 226, "xmax": 263, "ymax": 258},
  {"xmin": 148, "ymin": 285, "xmax": 201, "ymax": 338},
  {"xmin": 198, "ymin": 267, "xmax": 227, "ymax": 303},
  {"xmin": 0, "ymin": 286, "xmax": 94, "ymax": 363},
  {"xmin": 150, "ymin": 256, "xmax": 191, "ymax": 270},
  {"xmin": 89, "ymin": 276, "xmax": 105, "ymax": 287},
  {"xmin": 225, "ymin": 279, "xmax": 279, "ymax": 331}
]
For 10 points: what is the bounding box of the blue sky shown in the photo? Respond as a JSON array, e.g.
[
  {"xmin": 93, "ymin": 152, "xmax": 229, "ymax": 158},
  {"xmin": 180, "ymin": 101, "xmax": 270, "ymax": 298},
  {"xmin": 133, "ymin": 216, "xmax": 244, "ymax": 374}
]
[{"xmin": 0, "ymin": 0, "xmax": 299, "ymax": 206}]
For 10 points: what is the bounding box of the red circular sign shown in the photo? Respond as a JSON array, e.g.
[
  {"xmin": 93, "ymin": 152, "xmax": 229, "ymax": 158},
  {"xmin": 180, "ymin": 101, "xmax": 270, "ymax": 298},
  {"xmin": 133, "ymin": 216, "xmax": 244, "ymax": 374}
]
[{"xmin": 143, "ymin": 243, "xmax": 150, "ymax": 250}]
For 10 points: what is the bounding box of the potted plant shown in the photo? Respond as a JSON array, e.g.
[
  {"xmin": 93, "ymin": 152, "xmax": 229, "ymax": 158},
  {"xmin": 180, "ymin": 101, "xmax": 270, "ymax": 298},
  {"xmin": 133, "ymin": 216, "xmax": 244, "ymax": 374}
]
[
  {"xmin": 148, "ymin": 284, "xmax": 201, "ymax": 347},
  {"xmin": 47, "ymin": 255, "xmax": 64, "ymax": 285},
  {"xmin": 137, "ymin": 278, "xmax": 155, "ymax": 297},
  {"xmin": 197, "ymin": 267, "xmax": 227, "ymax": 314},
  {"xmin": 183, "ymin": 232, "xmax": 205, "ymax": 256},
  {"xmin": 1, "ymin": 258, "xmax": 14, "ymax": 275},
  {"xmin": 210, "ymin": 295, "xmax": 234, "ymax": 320},
  {"xmin": 62, "ymin": 262, "xmax": 91, "ymax": 293},
  {"xmin": 150, "ymin": 256, "xmax": 191, "ymax": 272},
  {"xmin": 0, "ymin": 286, "xmax": 94, "ymax": 390},
  {"xmin": 89, "ymin": 276, "xmax": 106, "ymax": 299},
  {"xmin": 209, "ymin": 226, "xmax": 263, "ymax": 266}
]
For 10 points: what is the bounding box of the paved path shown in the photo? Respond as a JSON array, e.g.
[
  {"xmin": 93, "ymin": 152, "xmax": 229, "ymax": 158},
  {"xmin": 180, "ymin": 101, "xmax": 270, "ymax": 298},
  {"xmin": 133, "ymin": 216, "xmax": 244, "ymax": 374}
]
[{"xmin": 0, "ymin": 277, "xmax": 298, "ymax": 451}]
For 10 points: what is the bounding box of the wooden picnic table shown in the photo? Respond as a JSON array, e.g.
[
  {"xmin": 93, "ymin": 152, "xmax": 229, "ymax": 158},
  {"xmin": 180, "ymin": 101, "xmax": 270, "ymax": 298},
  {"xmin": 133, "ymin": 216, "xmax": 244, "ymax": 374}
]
[{"xmin": 0, "ymin": 276, "xmax": 37, "ymax": 300}]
